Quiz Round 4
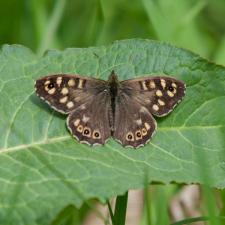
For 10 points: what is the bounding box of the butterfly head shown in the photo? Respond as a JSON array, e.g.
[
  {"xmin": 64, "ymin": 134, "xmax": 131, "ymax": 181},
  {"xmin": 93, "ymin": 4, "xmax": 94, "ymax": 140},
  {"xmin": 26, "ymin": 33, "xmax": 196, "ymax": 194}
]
[{"xmin": 108, "ymin": 70, "xmax": 119, "ymax": 84}]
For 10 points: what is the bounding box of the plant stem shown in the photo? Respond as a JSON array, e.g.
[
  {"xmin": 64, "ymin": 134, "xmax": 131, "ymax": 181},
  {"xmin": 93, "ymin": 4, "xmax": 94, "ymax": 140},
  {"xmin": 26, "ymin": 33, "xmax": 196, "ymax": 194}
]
[
  {"xmin": 107, "ymin": 200, "xmax": 115, "ymax": 225},
  {"xmin": 113, "ymin": 191, "xmax": 128, "ymax": 225}
]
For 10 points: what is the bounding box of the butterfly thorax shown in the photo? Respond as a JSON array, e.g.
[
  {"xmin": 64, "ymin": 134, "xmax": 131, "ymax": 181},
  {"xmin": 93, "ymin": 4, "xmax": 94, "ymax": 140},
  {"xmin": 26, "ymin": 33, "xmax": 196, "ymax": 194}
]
[
  {"xmin": 108, "ymin": 71, "xmax": 119, "ymax": 97},
  {"xmin": 107, "ymin": 71, "xmax": 120, "ymax": 132}
]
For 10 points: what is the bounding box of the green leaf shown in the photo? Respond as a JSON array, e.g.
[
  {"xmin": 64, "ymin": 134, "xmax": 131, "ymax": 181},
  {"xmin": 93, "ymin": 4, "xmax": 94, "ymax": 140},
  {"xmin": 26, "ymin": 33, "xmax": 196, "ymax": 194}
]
[{"xmin": 0, "ymin": 39, "xmax": 224, "ymax": 224}]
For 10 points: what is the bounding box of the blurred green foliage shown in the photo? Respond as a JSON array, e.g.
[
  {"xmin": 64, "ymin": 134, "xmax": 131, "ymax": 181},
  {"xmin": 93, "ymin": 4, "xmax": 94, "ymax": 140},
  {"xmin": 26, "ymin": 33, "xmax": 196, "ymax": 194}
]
[{"xmin": 1, "ymin": 0, "xmax": 225, "ymax": 64}]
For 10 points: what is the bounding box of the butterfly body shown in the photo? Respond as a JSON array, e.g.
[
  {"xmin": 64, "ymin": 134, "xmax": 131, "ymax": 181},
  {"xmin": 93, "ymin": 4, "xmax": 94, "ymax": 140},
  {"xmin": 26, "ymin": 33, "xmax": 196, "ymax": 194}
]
[{"xmin": 35, "ymin": 71, "xmax": 185, "ymax": 148}]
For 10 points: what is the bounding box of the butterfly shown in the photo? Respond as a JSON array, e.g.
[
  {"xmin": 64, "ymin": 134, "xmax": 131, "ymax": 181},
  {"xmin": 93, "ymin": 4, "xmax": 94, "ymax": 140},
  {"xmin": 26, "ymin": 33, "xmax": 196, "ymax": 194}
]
[{"xmin": 34, "ymin": 71, "xmax": 186, "ymax": 148}]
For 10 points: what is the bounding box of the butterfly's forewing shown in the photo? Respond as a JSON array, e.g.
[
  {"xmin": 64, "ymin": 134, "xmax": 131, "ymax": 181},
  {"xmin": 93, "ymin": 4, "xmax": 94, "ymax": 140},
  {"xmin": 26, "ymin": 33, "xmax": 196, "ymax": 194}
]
[
  {"xmin": 113, "ymin": 94, "xmax": 157, "ymax": 148},
  {"xmin": 67, "ymin": 91, "xmax": 112, "ymax": 146},
  {"xmin": 121, "ymin": 76, "xmax": 186, "ymax": 117},
  {"xmin": 35, "ymin": 74, "xmax": 106, "ymax": 114}
]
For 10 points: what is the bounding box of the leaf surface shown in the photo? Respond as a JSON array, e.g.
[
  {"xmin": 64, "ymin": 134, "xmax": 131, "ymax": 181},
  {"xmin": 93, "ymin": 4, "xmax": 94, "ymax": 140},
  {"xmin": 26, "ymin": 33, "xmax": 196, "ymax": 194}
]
[{"xmin": 0, "ymin": 40, "xmax": 224, "ymax": 224}]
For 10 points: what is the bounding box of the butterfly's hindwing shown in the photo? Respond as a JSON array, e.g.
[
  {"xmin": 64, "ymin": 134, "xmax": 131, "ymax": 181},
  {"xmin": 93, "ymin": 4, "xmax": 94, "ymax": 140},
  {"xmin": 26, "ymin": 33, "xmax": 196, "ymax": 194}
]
[
  {"xmin": 67, "ymin": 91, "xmax": 112, "ymax": 146},
  {"xmin": 113, "ymin": 94, "xmax": 157, "ymax": 148}
]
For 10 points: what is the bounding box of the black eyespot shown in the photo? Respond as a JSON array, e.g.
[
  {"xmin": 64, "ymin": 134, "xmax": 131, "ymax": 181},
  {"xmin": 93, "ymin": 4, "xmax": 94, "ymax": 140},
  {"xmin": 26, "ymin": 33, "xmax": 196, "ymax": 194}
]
[
  {"xmin": 48, "ymin": 83, "xmax": 54, "ymax": 89},
  {"xmin": 137, "ymin": 132, "xmax": 141, "ymax": 137},
  {"xmin": 168, "ymin": 86, "xmax": 174, "ymax": 92},
  {"xmin": 94, "ymin": 132, "xmax": 99, "ymax": 137},
  {"xmin": 128, "ymin": 134, "xmax": 133, "ymax": 140},
  {"xmin": 84, "ymin": 129, "xmax": 90, "ymax": 135}
]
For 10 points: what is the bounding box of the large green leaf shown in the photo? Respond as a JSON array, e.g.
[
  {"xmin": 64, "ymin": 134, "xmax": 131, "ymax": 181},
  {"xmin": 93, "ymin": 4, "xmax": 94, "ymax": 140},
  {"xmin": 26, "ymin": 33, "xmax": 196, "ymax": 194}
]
[{"xmin": 0, "ymin": 39, "xmax": 224, "ymax": 224}]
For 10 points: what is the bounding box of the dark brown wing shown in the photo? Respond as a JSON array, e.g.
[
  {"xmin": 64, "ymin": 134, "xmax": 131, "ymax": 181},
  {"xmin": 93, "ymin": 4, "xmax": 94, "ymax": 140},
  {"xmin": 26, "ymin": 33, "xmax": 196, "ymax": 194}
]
[
  {"xmin": 67, "ymin": 91, "xmax": 112, "ymax": 146},
  {"xmin": 113, "ymin": 76, "xmax": 185, "ymax": 148},
  {"xmin": 121, "ymin": 76, "xmax": 186, "ymax": 117},
  {"xmin": 35, "ymin": 74, "xmax": 111, "ymax": 146},
  {"xmin": 35, "ymin": 74, "xmax": 106, "ymax": 114},
  {"xmin": 113, "ymin": 93, "xmax": 157, "ymax": 148}
]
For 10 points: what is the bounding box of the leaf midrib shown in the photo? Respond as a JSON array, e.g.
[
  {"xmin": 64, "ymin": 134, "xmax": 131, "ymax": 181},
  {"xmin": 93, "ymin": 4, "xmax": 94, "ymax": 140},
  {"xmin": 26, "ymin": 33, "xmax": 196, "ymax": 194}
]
[{"xmin": 0, "ymin": 125, "xmax": 223, "ymax": 154}]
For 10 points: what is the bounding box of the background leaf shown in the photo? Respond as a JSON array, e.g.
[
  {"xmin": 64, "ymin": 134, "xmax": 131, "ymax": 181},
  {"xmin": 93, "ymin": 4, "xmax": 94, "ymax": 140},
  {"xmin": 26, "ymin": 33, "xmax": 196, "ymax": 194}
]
[{"xmin": 0, "ymin": 39, "xmax": 224, "ymax": 224}]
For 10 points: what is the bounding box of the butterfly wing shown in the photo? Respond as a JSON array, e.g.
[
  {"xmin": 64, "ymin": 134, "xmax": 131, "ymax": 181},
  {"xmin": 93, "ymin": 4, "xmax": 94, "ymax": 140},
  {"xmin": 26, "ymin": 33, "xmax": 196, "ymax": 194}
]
[
  {"xmin": 121, "ymin": 76, "xmax": 186, "ymax": 117},
  {"xmin": 113, "ymin": 76, "xmax": 185, "ymax": 148},
  {"xmin": 35, "ymin": 73, "xmax": 185, "ymax": 148},
  {"xmin": 67, "ymin": 91, "xmax": 112, "ymax": 146},
  {"xmin": 35, "ymin": 74, "xmax": 112, "ymax": 146},
  {"xmin": 35, "ymin": 74, "xmax": 106, "ymax": 114},
  {"xmin": 113, "ymin": 93, "xmax": 156, "ymax": 148}
]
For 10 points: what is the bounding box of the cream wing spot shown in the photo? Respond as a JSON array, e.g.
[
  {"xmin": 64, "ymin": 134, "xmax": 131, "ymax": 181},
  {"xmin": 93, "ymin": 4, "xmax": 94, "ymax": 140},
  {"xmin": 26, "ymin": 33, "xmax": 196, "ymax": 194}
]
[
  {"xmin": 59, "ymin": 96, "xmax": 68, "ymax": 103},
  {"xmin": 153, "ymin": 104, "xmax": 159, "ymax": 111},
  {"xmin": 136, "ymin": 119, "xmax": 142, "ymax": 125},
  {"xmin": 160, "ymin": 79, "xmax": 166, "ymax": 89},
  {"xmin": 44, "ymin": 80, "xmax": 50, "ymax": 85},
  {"xmin": 81, "ymin": 105, "xmax": 86, "ymax": 110},
  {"xmin": 167, "ymin": 90, "xmax": 174, "ymax": 97},
  {"xmin": 68, "ymin": 79, "xmax": 75, "ymax": 86},
  {"xmin": 172, "ymin": 82, "xmax": 177, "ymax": 88},
  {"xmin": 48, "ymin": 88, "xmax": 56, "ymax": 95},
  {"xmin": 78, "ymin": 79, "xmax": 84, "ymax": 89},
  {"xmin": 158, "ymin": 99, "xmax": 165, "ymax": 106},
  {"xmin": 82, "ymin": 115, "xmax": 90, "ymax": 123},
  {"xmin": 56, "ymin": 77, "xmax": 62, "ymax": 86},
  {"xmin": 144, "ymin": 122, "xmax": 151, "ymax": 130},
  {"xmin": 74, "ymin": 119, "xmax": 80, "ymax": 127},
  {"xmin": 61, "ymin": 87, "xmax": 69, "ymax": 95},
  {"xmin": 141, "ymin": 81, "xmax": 148, "ymax": 90},
  {"xmin": 156, "ymin": 90, "xmax": 163, "ymax": 97},
  {"xmin": 67, "ymin": 101, "xmax": 74, "ymax": 108},
  {"xmin": 149, "ymin": 81, "xmax": 156, "ymax": 89}
]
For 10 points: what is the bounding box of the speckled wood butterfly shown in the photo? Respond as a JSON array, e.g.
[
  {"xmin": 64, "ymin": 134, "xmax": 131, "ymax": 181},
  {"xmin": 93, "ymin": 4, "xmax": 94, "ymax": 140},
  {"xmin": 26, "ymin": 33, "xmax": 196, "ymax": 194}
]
[{"xmin": 35, "ymin": 71, "xmax": 185, "ymax": 148}]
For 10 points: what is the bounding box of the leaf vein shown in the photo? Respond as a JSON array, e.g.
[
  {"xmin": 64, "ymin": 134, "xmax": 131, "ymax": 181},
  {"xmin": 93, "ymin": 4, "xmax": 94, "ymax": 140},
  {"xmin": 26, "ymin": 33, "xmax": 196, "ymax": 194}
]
[{"xmin": 3, "ymin": 92, "xmax": 34, "ymax": 148}]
